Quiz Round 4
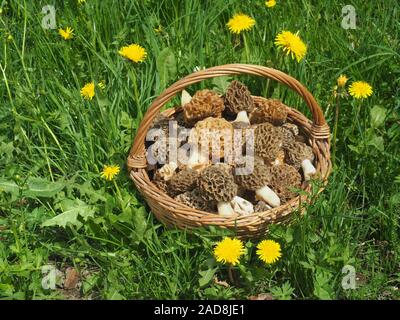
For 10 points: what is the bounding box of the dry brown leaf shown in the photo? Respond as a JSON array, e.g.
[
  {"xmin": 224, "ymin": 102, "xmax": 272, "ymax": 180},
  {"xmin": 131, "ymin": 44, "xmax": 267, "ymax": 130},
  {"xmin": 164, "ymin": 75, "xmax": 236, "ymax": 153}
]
[
  {"xmin": 64, "ymin": 267, "xmax": 80, "ymax": 290},
  {"xmin": 248, "ymin": 293, "xmax": 274, "ymax": 300}
]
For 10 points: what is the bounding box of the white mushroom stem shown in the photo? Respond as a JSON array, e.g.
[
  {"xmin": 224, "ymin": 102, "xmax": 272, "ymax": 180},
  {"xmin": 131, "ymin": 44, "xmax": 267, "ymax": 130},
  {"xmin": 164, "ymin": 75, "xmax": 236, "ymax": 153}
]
[
  {"xmin": 301, "ymin": 159, "xmax": 316, "ymax": 181},
  {"xmin": 181, "ymin": 90, "xmax": 192, "ymax": 106},
  {"xmin": 217, "ymin": 201, "xmax": 235, "ymax": 216},
  {"xmin": 231, "ymin": 196, "xmax": 254, "ymax": 215},
  {"xmin": 233, "ymin": 110, "xmax": 250, "ymax": 124},
  {"xmin": 255, "ymin": 186, "xmax": 281, "ymax": 208}
]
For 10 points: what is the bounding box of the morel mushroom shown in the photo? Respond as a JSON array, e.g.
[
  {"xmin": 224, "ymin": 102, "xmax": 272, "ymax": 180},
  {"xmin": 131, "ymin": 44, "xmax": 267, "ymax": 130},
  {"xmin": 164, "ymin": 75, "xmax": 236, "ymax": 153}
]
[
  {"xmin": 284, "ymin": 141, "xmax": 316, "ymax": 181},
  {"xmin": 224, "ymin": 80, "xmax": 255, "ymax": 124},
  {"xmin": 198, "ymin": 165, "xmax": 238, "ymax": 216},
  {"xmin": 235, "ymin": 160, "xmax": 281, "ymax": 208},
  {"xmin": 254, "ymin": 123, "xmax": 283, "ymax": 163},
  {"xmin": 268, "ymin": 164, "xmax": 302, "ymax": 202},
  {"xmin": 168, "ymin": 168, "xmax": 199, "ymax": 196},
  {"xmin": 280, "ymin": 123, "xmax": 299, "ymax": 148},
  {"xmin": 182, "ymin": 89, "xmax": 224, "ymax": 126},
  {"xmin": 250, "ymin": 99, "xmax": 288, "ymax": 125},
  {"xmin": 175, "ymin": 188, "xmax": 215, "ymax": 212},
  {"xmin": 189, "ymin": 117, "xmax": 234, "ymax": 161}
]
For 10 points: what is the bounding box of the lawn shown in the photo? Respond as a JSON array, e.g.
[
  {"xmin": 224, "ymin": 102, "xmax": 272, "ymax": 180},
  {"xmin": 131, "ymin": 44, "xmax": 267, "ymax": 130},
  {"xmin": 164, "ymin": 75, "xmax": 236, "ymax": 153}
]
[{"xmin": 0, "ymin": 0, "xmax": 399, "ymax": 300}]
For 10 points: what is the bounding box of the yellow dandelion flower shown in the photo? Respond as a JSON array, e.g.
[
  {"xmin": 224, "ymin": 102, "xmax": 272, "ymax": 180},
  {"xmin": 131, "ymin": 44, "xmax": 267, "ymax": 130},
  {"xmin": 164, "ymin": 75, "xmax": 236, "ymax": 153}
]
[
  {"xmin": 275, "ymin": 30, "xmax": 307, "ymax": 62},
  {"xmin": 337, "ymin": 74, "xmax": 349, "ymax": 88},
  {"xmin": 118, "ymin": 44, "xmax": 147, "ymax": 63},
  {"xmin": 227, "ymin": 13, "xmax": 256, "ymax": 34},
  {"xmin": 98, "ymin": 80, "xmax": 106, "ymax": 90},
  {"xmin": 256, "ymin": 240, "xmax": 282, "ymax": 264},
  {"xmin": 80, "ymin": 82, "xmax": 95, "ymax": 100},
  {"xmin": 58, "ymin": 27, "xmax": 74, "ymax": 40},
  {"xmin": 348, "ymin": 81, "xmax": 373, "ymax": 99},
  {"xmin": 265, "ymin": 0, "xmax": 277, "ymax": 8},
  {"xmin": 101, "ymin": 165, "xmax": 120, "ymax": 181},
  {"xmin": 213, "ymin": 237, "xmax": 245, "ymax": 266}
]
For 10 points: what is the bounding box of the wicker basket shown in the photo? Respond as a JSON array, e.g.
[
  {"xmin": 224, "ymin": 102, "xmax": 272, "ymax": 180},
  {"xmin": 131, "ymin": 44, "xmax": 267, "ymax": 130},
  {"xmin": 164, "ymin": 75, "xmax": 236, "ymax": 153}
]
[{"xmin": 127, "ymin": 64, "xmax": 331, "ymax": 238}]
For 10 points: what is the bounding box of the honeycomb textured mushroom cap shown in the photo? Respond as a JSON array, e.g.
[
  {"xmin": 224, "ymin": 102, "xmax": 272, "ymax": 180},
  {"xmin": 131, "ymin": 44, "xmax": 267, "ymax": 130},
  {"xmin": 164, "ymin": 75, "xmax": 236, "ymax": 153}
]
[
  {"xmin": 175, "ymin": 188, "xmax": 216, "ymax": 212},
  {"xmin": 268, "ymin": 164, "xmax": 302, "ymax": 202},
  {"xmin": 255, "ymin": 123, "xmax": 283, "ymax": 163},
  {"xmin": 150, "ymin": 113, "xmax": 170, "ymax": 132},
  {"xmin": 280, "ymin": 123, "xmax": 299, "ymax": 148},
  {"xmin": 191, "ymin": 117, "xmax": 234, "ymax": 159},
  {"xmin": 284, "ymin": 141, "xmax": 315, "ymax": 169},
  {"xmin": 224, "ymin": 80, "xmax": 255, "ymax": 115},
  {"xmin": 168, "ymin": 168, "xmax": 199, "ymax": 196},
  {"xmin": 183, "ymin": 89, "xmax": 224, "ymax": 126},
  {"xmin": 250, "ymin": 99, "xmax": 288, "ymax": 125},
  {"xmin": 198, "ymin": 165, "xmax": 238, "ymax": 202},
  {"xmin": 235, "ymin": 161, "xmax": 271, "ymax": 191}
]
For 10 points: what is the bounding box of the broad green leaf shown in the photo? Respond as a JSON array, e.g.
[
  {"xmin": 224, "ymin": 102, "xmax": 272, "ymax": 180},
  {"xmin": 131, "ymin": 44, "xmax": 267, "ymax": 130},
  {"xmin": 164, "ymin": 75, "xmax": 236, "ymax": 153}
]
[
  {"xmin": 0, "ymin": 177, "xmax": 66, "ymax": 198},
  {"xmin": 211, "ymin": 76, "xmax": 232, "ymax": 94},
  {"xmin": 370, "ymin": 105, "xmax": 387, "ymax": 127},
  {"xmin": 198, "ymin": 267, "xmax": 218, "ymax": 287},
  {"xmin": 313, "ymin": 270, "xmax": 333, "ymax": 300},
  {"xmin": 132, "ymin": 206, "xmax": 148, "ymax": 240},
  {"xmin": 156, "ymin": 47, "xmax": 177, "ymax": 89},
  {"xmin": 367, "ymin": 134, "xmax": 384, "ymax": 152},
  {"xmin": 0, "ymin": 179, "xmax": 19, "ymax": 194},
  {"xmin": 23, "ymin": 177, "xmax": 66, "ymax": 198},
  {"xmin": 42, "ymin": 199, "xmax": 95, "ymax": 228}
]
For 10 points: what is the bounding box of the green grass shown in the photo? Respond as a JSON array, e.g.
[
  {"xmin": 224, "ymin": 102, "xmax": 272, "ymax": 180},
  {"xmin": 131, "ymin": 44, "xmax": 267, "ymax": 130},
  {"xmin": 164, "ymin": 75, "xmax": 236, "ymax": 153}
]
[{"xmin": 0, "ymin": 0, "xmax": 399, "ymax": 299}]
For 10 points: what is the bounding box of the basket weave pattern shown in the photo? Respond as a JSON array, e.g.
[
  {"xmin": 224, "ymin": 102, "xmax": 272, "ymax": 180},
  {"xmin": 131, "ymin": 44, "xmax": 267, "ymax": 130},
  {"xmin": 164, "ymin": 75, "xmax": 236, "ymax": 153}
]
[{"xmin": 127, "ymin": 64, "xmax": 331, "ymax": 237}]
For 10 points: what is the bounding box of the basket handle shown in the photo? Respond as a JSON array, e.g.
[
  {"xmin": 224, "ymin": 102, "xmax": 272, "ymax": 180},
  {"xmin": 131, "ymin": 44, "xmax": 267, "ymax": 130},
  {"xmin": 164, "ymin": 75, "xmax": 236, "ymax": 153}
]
[{"xmin": 128, "ymin": 63, "xmax": 330, "ymax": 170}]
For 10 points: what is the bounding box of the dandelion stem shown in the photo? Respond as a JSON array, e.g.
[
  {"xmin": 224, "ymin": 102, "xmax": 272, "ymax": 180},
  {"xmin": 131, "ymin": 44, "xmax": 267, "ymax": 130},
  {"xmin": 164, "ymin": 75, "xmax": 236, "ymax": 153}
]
[
  {"xmin": 243, "ymin": 34, "xmax": 250, "ymax": 63},
  {"xmin": 228, "ymin": 265, "xmax": 235, "ymax": 285},
  {"xmin": 332, "ymin": 93, "xmax": 340, "ymax": 163}
]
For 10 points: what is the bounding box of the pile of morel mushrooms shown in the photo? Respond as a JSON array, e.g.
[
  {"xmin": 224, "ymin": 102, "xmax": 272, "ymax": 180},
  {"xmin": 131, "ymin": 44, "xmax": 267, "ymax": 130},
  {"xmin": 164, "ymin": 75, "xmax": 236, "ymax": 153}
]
[{"xmin": 146, "ymin": 81, "xmax": 317, "ymax": 217}]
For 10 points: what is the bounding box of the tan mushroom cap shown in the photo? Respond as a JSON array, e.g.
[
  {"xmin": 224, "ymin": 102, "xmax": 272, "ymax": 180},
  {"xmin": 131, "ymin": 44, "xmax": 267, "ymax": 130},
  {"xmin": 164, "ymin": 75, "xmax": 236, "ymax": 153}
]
[
  {"xmin": 254, "ymin": 123, "xmax": 283, "ymax": 163},
  {"xmin": 175, "ymin": 188, "xmax": 216, "ymax": 212},
  {"xmin": 284, "ymin": 141, "xmax": 315, "ymax": 169},
  {"xmin": 250, "ymin": 99, "xmax": 288, "ymax": 125},
  {"xmin": 267, "ymin": 164, "xmax": 302, "ymax": 202},
  {"xmin": 224, "ymin": 80, "xmax": 255, "ymax": 115},
  {"xmin": 168, "ymin": 168, "xmax": 199, "ymax": 196},
  {"xmin": 182, "ymin": 89, "xmax": 224, "ymax": 126},
  {"xmin": 198, "ymin": 165, "xmax": 238, "ymax": 202},
  {"xmin": 191, "ymin": 117, "xmax": 234, "ymax": 159},
  {"xmin": 280, "ymin": 123, "xmax": 299, "ymax": 148},
  {"xmin": 235, "ymin": 161, "xmax": 271, "ymax": 191}
]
